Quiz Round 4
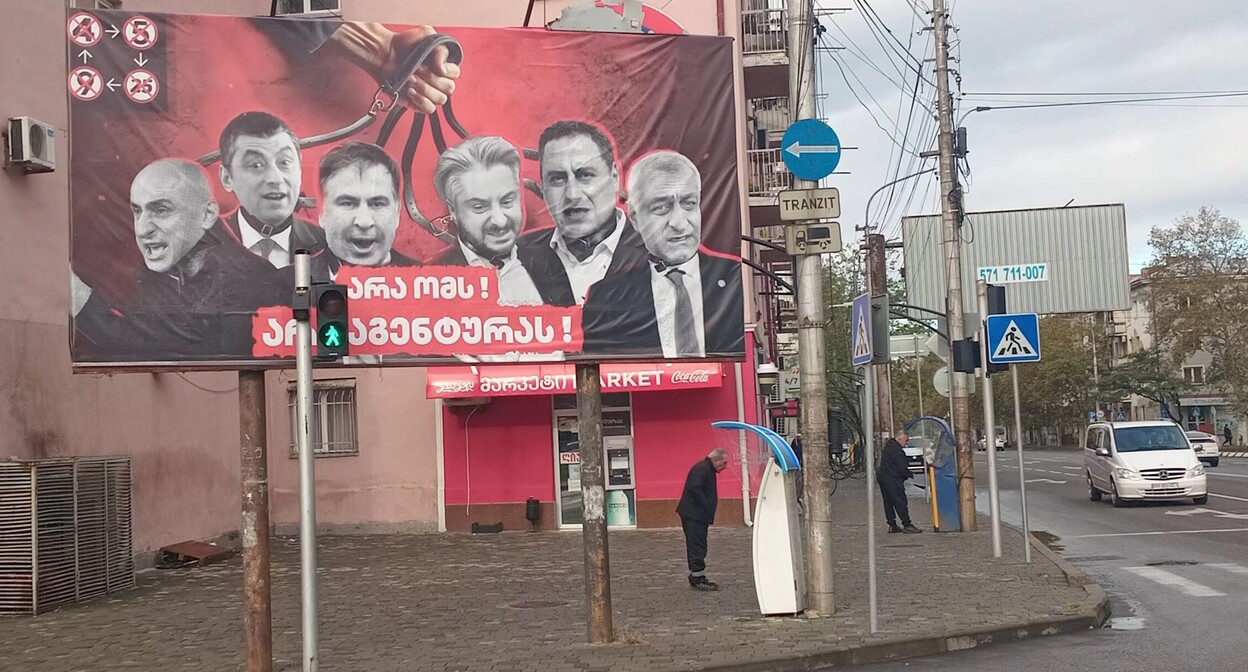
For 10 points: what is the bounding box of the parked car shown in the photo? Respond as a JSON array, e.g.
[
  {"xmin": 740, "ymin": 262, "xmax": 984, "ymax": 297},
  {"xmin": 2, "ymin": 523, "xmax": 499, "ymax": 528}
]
[
  {"xmin": 1185, "ymin": 431, "xmax": 1221, "ymax": 467},
  {"xmin": 1085, "ymin": 420, "xmax": 1207, "ymax": 507},
  {"xmin": 976, "ymin": 425, "xmax": 1009, "ymax": 451}
]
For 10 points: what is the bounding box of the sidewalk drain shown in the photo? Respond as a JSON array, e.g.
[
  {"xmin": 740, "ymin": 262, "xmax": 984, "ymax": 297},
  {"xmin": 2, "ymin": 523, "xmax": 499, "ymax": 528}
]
[
  {"xmin": 1143, "ymin": 561, "xmax": 1198, "ymax": 567},
  {"xmin": 507, "ymin": 600, "xmax": 569, "ymax": 609}
]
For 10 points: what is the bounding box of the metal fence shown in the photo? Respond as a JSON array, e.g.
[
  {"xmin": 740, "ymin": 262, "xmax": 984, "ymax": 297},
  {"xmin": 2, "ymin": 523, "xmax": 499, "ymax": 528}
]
[
  {"xmin": 750, "ymin": 97, "xmax": 791, "ymax": 138},
  {"xmin": 742, "ymin": 8, "xmax": 788, "ymax": 55},
  {"xmin": 0, "ymin": 456, "xmax": 134, "ymax": 615},
  {"xmin": 747, "ymin": 148, "xmax": 792, "ymax": 197}
]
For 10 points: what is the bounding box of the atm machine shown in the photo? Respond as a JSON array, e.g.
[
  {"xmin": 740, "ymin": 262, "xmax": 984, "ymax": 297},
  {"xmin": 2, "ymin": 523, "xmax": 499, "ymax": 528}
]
[{"xmin": 604, "ymin": 436, "xmax": 635, "ymax": 526}]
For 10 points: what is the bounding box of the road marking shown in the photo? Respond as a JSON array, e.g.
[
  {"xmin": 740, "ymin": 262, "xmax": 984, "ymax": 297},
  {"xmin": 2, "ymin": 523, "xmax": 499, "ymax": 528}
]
[
  {"xmin": 1209, "ymin": 492, "xmax": 1248, "ymax": 503},
  {"xmin": 1026, "ymin": 478, "xmax": 1067, "ymax": 484},
  {"xmin": 1074, "ymin": 527, "xmax": 1248, "ymax": 539},
  {"xmin": 1122, "ymin": 566, "xmax": 1226, "ymax": 597},
  {"xmin": 1164, "ymin": 507, "xmax": 1248, "ymax": 520},
  {"xmin": 1207, "ymin": 472, "xmax": 1248, "ymax": 480},
  {"xmin": 1208, "ymin": 563, "xmax": 1248, "ymax": 577}
]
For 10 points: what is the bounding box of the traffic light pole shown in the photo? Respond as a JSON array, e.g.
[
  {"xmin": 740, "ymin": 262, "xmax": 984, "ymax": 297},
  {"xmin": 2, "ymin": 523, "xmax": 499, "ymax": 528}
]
[
  {"xmin": 292, "ymin": 250, "xmax": 320, "ymax": 671},
  {"xmin": 976, "ymin": 279, "xmax": 1002, "ymax": 558}
]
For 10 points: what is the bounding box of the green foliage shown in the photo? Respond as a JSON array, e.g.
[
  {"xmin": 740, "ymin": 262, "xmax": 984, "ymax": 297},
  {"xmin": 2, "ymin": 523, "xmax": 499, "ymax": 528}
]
[{"xmin": 1100, "ymin": 347, "xmax": 1191, "ymax": 414}]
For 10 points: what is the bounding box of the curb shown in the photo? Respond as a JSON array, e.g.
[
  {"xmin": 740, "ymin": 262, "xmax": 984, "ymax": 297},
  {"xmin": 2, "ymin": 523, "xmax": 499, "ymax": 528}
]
[{"xmin": 695, "ymin": 526, "xmax": 1110, "ymax": 672}]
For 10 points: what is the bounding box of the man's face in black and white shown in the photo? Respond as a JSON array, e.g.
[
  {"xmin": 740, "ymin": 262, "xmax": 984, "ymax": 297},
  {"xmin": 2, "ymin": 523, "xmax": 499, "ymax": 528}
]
[
  {"xmin": 221, "ymin": 132, "xmax": 301, "ymax": 228},
  {"xmin": 131, "ymin": 162, "xmax": 219, "ymax": 273},
  {"xmin": 540, "ymin": 134, "xmax": 619, "ymax": 241},
  {"xmin": 320, "ymin": 163, "xmax": 400, "ymax": 266},
  {"xmin": 631, "ymin": 166, "xmax": 702, "ymax": 266},
  {"xmin": 451, "ymin": 163, "xmax": 523, "ymax": 258}
]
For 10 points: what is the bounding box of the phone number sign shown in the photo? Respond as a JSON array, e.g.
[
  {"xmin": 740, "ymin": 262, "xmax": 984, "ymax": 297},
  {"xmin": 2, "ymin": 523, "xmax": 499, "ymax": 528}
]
[{"xmin": 978, "ymin": 262, "xmax": 1049, "ymax": 284}]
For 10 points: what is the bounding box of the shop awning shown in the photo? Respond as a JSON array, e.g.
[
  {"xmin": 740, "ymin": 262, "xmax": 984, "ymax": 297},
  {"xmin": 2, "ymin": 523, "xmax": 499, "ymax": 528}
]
[{"xmin": 426, "ymin": 362, "xmax": 724, "ymax": 398}]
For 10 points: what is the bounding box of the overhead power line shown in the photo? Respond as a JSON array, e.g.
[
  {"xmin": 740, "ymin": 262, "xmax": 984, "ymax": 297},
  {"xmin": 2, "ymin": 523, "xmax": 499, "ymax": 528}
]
[
  {"xmin": 964, "ymin": 89, "xmax": 1248, "ymax": 97},
  {"xmin": 969, "ymin": 91, "xmax": 1248, "ymax": 111}
]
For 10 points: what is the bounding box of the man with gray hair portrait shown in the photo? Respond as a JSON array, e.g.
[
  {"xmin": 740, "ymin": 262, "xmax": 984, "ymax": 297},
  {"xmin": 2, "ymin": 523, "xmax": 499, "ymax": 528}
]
[
  {"xmin": 431, "ymin": 135, "xmax": 543, "ymax": 306},
  {"xmin": 581, "ymin": 150, "xmax": 744, "ymax": 358}
]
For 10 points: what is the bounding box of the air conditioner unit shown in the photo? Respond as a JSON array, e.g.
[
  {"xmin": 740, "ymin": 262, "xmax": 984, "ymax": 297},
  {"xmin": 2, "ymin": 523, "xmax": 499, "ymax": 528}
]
[
  {"xmin": 444, "ymin": 396, "xmax": 491, "ymax": 407},
  {"xmin": 5, "ymin": 116, "xmax": 56, "ymax": 173}
]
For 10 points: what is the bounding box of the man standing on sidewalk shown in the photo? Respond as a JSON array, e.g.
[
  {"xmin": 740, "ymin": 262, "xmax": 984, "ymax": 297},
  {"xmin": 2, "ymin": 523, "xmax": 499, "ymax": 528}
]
[
  {"xmin": 677, "ymin": 448, "xmax": 729, "ymax": 591},
  {"xmin": 879, "ymin": 432, "xmax": 922, "ymax": 534}
]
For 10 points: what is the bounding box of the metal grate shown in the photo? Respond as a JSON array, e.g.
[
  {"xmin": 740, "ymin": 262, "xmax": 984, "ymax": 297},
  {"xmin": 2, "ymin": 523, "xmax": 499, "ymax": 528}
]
[
  {"xmin": 0, "ymin": 457, "xmax": 133, "ymax": 615},
  {"xmin": 289, "ymin": 380, "xmax": 359, "ymax": 457}
]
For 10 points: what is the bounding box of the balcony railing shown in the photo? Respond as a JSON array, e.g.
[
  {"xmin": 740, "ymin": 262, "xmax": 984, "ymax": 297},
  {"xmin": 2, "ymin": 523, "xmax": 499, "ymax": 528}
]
[
  {"xmin": 742, "ymin": 8, "xmax": 788, "ymax": 55},
  {"xmin": 747, "ymin": 148, "xmax": 791, "ymax": 198},
  {"xmin": 750, "ymin": 97, "xmax": 791, "ymax": 140}
]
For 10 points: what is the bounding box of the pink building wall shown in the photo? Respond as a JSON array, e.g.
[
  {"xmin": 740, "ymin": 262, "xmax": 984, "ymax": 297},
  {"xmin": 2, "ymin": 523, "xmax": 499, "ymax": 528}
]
[{"xmin": 2, "ymin": 0, "xmax": 755, "ymax": 556}]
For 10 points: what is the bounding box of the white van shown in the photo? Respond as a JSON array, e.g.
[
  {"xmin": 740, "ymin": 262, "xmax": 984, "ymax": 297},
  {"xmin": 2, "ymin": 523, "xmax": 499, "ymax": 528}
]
[{"xmin": 1085, "ymin": 421, "xmax": 1207, "ymax": 507}]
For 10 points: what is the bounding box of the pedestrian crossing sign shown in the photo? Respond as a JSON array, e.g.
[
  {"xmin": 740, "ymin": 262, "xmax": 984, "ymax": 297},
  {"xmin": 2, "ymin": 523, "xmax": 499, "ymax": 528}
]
[
  {"xmin": 851, "ymin": 292, "xmax": 872, "ymax": 366},
  {"xmin": 986, "ymin": 313, "xmax": 1041, "ymax": 364}
]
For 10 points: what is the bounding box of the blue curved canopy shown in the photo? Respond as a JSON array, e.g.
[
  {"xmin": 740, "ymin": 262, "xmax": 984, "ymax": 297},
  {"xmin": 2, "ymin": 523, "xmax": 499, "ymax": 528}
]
[{"xmin": 711, "ymin": 421, "xmax": 801, "ymax": 472}]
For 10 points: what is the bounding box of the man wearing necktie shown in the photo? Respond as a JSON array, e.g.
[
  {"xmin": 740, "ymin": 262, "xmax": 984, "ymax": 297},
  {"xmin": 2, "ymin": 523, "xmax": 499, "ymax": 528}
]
[
  {"xmin": 217, "ymin": 112, "xmax": 327, "ymax": 268},
  {"xmin": 517, "ymin": 120, "xmax": 648, "ymax": 307},
  {"xmin": 430, "ymin": 136, "xmax": 542, "ymax": 306},
  {"xmin": 581, "ymin": 150, "xmax": 744, "ymax": 358}
]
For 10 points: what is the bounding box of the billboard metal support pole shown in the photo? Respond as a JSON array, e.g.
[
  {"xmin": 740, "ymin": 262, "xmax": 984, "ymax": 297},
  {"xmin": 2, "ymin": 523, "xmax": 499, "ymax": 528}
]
[
  {"xmin": 576, "ymin": 362, "xmax": 613, "ymax": 643},
  {"xmin": 932, "ymin": 0, "xmax": 977, "ymax": 532},
  {"xmin": 239, "ymin": 370, "xmax": 273, "ymax": 672},
  {"xmin": 1011, "ymin": 364, "xmax": 1032, "ymax": 563},
  {"xmin": 789, "ymin": 0, "xmax": 835, "ymax": 617},
  {"xmin": 293, "ymin": 250, "xmax": 320, "ymax": 671},
  {"xmin": 976, "ymin": 279, "xmax": 1002, "ymax": 558}
]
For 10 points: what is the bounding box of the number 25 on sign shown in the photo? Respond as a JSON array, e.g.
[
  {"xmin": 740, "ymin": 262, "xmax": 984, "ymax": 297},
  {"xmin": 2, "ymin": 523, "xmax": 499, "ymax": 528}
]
[{"xmin": 978, "ymin": 263, "xmax": 1048, "ymax": 284}]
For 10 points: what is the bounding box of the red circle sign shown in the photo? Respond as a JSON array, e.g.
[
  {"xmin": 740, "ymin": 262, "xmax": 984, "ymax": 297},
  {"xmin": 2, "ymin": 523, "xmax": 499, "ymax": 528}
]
[
  {"xmin": 123, "ymin": 15, "xmax": 158, "ymax": 51},
  {"xmin": 69, "ymin": 66, "xmax": 104, "ymax": 102},
  {"xmin": 68, "ymin": 12, "xmax": 102, "ymax": 47},
  {"xmin": 124, "ymin": 69, "xmax": 160, "ymax": 104}
]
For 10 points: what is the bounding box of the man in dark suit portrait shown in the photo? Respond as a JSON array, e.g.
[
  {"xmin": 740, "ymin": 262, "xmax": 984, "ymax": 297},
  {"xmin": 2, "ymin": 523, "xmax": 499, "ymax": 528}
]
[
  {"xmin": 71, "ymin": 159, "xmax": 286, "ymax": 359},
  {"xmin": 218, "ymin": 111, "xmax": 326, "ymax": 268},
  {"xmin": 518, "ymin": 120, "xmax": 648, "ymax": 306},
  {"xmin": 581, "ymin": 150, "xmax": 744, "ymax": 358},
  {"xmin": 431, "ymin": 135, "xmax": 543, "ymax": 305},
  {"xmin": 676, "ymin": 448, "xmax": 729, "ymax": 591},
  {"xmin": 312, "ymin": 141, "xmax": 420, "ymax": 281}
]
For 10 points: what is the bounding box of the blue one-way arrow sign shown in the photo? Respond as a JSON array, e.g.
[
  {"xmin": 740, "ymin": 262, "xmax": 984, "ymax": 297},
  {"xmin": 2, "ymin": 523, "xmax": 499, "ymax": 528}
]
[
  {"xmin": 781, "ymin": 119, "xmax": 842, "ymax": 181},
  {"xmin": 986, "ymin": 313, "xmax": 1041, "ymax": 364}
]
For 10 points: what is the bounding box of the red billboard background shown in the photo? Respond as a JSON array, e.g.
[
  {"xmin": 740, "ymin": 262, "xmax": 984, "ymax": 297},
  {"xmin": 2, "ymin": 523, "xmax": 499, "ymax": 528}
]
[{"xmin": 67, "ymin": 10, "xmax": 744, "ymax": 369}]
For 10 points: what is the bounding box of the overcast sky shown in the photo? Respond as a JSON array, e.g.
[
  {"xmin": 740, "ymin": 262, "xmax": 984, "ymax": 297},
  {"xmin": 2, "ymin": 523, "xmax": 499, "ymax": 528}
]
[{"xmin": 813, "ymin": 0, "xmax": 1248, "ymax": 272}]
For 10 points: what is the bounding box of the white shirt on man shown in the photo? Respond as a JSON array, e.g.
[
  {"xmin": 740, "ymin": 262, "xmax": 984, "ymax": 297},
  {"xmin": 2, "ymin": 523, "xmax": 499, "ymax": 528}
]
[
  {"xmin": 237, "ymin": 210, "xmax": 292, "ymax": 269},
  {"xmin": 549, "ymin": 209, "xmax": 627, "ymax": 305},
  {"xmin": 650, "ymin": 254, "xmax": 705, "ymax": 358},
  {"xmin": 458, "ymin": 240, "xmax": 543, "ymax": 306}
]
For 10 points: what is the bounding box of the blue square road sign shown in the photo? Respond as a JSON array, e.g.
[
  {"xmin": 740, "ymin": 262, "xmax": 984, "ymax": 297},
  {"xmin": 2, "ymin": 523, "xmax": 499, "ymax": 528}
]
[
  {"xmin": 851, "ymin": 292, "xmax": 872, "ymax": 366},
  {"xmin": 986, "ymin": 313, "xmax": 1041, "ymax": 364}
]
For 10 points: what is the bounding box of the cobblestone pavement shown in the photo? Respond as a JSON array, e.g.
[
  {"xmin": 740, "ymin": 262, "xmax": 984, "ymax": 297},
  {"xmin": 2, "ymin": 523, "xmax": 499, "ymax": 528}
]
[{"xmin": 0, "ymin": 480, "xmax": 1100, "ymax": 672}]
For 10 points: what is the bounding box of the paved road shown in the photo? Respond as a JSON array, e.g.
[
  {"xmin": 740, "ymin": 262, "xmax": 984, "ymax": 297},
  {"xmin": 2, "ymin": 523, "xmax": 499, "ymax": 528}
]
[{"xmin": 850, "ymin": 450, "xmax": 1248, "ymax": 671}]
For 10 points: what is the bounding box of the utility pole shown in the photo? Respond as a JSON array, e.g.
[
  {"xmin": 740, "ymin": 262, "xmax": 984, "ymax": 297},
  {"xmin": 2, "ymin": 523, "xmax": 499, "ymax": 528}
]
[
  {"xmin": 239, "ymin": 370, "xmax": 273, "ymax": 672},
  {"xmin": 292, "ymin": 250, "xmax": 320, "ymax": 671},
  {"xmin": 789, "ymin": 0, "xmax": 835, "ymax": 616},
  {"xmin": 866, "ymin": 233, "xmax": 894, "ymax": 440},
  {"xmin": 576, "ymin": 363, "xmax": 613, "ymax": 643},
  {"xmin": 932, "ymin": 0, "xmax": 976, "ymax": 531}
]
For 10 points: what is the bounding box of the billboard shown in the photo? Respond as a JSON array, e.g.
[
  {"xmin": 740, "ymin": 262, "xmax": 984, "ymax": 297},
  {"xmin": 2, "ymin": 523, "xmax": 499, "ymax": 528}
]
[
  {"xmin": 901, "ymin": 204, "xmax": 1130, "ymax": 316},
  {"xmin": 66, "ymin": 10, "xmax": 744, "ymax": 370}
]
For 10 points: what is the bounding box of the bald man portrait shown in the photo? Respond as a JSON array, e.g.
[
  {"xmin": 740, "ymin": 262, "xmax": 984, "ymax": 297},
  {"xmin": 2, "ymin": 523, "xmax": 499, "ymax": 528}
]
[
  {"xmin": 580, "ymin": 150, "xmax": 744, "ymax": 358},
  {"xmin": 72, "ymin": 158, "xmax": 288, "ymax": 360}
]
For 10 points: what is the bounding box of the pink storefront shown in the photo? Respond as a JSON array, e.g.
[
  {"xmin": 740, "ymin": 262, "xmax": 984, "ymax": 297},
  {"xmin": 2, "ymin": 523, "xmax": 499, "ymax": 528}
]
[{"xmin": 432, "ymin": 352, "xmax": 761, "ymax": 532}]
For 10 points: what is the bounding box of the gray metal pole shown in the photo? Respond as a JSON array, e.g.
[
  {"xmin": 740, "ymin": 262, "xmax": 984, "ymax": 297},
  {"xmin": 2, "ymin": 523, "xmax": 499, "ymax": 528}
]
[
  {"xmin": 864, "ymin": 368, "xmax": 878, "ymax": 633},
  {"xmin": 976, "ymin": 279, "xmax": 1002, "ymax": 558},
  {"xmin": 932, "ymin": 0, "xmax": 976, "ymax": 532},
  {"xmin": 1011, "ymin": 365, "xmax": 1032, "ymax": 563},
  {"xmin": 293, "ymin": 251, "xmax": 319, "ymax": 671},
  {"xmin": 789, "ymin": 0, "xmax": 835, "ymax": 615},
  {"xmin": 239, "ymin": 370, "xmax": 273, "ymax": 672},
  {"xmin": 576, "ymin": 363, "xmax": 613, "ymax": 643}
]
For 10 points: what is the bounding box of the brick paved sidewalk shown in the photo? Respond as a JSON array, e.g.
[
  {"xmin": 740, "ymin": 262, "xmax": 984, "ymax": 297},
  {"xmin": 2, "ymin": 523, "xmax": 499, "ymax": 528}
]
[{"xmin": 0, "ymin": 479, "xmax": 1103, "ymax": 672}]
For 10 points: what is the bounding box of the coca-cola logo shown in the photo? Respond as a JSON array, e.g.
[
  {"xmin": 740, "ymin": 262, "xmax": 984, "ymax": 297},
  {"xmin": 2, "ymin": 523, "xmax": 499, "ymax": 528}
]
[
  {"xmin": 433, "ymin": 380, "xmax": 477, "ymax": 394},
  {"xmin": 671, "ymin": 369, "xmax": 713, "ymax": 384}
]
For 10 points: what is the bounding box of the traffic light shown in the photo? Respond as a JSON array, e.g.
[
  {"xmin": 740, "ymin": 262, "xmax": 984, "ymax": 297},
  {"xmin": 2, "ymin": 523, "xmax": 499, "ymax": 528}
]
[
  {"xmin": 313, "ymin": 284, "xmax": 349, "ymax": 360},
  {"xmin": 985, "ymin": 284, "xmax": 1008, "ymax": 375}
]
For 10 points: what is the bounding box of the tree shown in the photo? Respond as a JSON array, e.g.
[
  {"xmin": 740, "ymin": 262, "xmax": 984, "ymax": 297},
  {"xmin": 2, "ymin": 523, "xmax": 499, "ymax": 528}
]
[
  {"xmin": 1148, "ymin": 207, "xmax": 1248, "ymax": 417},
  {"xmin": 1100, "ymin": 347, "xmax": 1192, "ymax": 418}
]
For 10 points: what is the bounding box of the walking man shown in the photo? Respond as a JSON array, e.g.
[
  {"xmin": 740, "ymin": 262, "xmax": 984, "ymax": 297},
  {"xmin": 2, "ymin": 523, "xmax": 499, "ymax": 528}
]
[
  {"xmin": 878, "ymin": 432, "xmax": 922, "ymax": 534},
  {"xmin": 677, "ymin": 448, "xmax": 729, "ymax": 591}
]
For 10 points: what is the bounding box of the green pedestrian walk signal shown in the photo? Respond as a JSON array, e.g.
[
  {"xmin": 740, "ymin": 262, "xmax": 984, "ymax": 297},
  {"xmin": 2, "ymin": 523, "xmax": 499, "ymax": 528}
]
[{"xmin": 313, "ymin": 284, "xmax": 349, "ymax": 360}]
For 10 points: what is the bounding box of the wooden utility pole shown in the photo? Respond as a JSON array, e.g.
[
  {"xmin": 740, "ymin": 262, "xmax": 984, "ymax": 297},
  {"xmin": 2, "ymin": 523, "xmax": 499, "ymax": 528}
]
[
  {"xmin": 932, "ymin": 0, "xmax": 976, "ymax": 531},
  {"xmin": 239, "ymin": 370, "xmax": 273, "ymax": 672},
  {"xmin": 576, "ymin": 363, "xmax": 613, "ymax": 643},
  {"xmin": 866, "ymin": 233, "xmax": 894, "ymax": 440}
]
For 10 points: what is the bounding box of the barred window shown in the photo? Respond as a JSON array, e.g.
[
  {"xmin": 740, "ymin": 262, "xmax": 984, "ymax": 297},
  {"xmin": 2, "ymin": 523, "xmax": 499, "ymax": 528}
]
[
  {"xmin": 275, "ymin": 0, "xmax": 340, "ymax": 15},
  {"xmin": 288, "ymin": 380, "xmax": 358, "ymax": 457},
  {"xmin": 69, "ymin": 0, "xmax": 120, "ymax": 8}
]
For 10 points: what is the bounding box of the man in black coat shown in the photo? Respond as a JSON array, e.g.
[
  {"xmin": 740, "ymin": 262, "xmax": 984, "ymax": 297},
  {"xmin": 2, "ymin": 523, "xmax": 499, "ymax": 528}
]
[
  {"xmin": 878, "ymin": 431, "xmax": 922, "ymax": 534},
  {"xmin": 676, "ymin": 448, "xmax": 729, "ymax": 591}
]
